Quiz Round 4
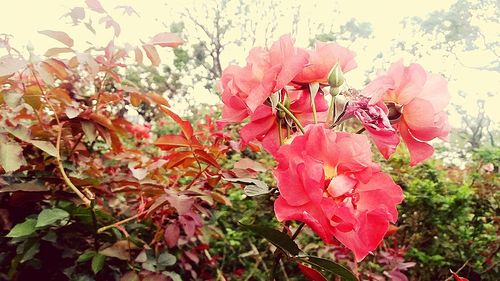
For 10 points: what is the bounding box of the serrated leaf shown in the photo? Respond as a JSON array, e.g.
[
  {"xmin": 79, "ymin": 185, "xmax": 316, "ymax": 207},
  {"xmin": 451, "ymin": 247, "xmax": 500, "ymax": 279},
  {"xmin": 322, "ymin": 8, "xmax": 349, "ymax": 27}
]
[
  {"xmin": 91, "ymin": 253, "xmax": 105, "ymax": 274},
  {"xmin": 299, "ymin": 256, "xmax": 357, "ymax": 281},
  {"xmin": 6, "ymin": 218, "xmax": 37, "ymax": 237},
  {"xmin": 36, "ymin": 208, "xmax": 70, "ymax": 228},
  {"xmin": 241, "ymin": 224, "xmax": 301, "ymax": 256}
]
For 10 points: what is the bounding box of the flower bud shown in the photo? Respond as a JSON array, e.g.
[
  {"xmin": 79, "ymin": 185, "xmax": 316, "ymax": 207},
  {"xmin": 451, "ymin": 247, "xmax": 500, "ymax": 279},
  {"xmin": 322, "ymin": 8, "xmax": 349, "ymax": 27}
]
[
  {"xmin": 330, "ymin": 86, "xmax": 341, "ymax": 96},
  {"xmin": 328, "ymin": 62, "xmax": 345, "ymax": 88}
]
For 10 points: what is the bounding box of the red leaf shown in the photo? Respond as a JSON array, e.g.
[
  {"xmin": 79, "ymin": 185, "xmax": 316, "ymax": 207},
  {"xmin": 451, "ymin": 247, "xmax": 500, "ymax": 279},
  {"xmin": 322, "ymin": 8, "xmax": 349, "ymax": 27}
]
[
  {"xmin": 144, "ymin": 92, "xmax": 170, "ymax": 107},
  {"xmin": 298, "ymin": 263, "xmax": 328, "ymax": 281},
  {"xmin": 234, "ymin": 158, "xmax": 266, "ymax": 172},
  {"xmin": 38, "ymin": 30, "xmax": 74, "ymax": 47},
  {"xmin": 164, "ymin": 224, "xmax": 180, "ymax": 248},
  {"xmin": 89, "ymin": 113, "xmax": 115, "ymax": 130},
  {"xmin": 86, "ymin": 0, "xmax": 106, "ymax": 13},
  {"xmin": 44, "ymin": 47, "xmax": 74, "ymax": 57},
  {"xmin": 155, "ymin": 135, "xmax": 190, "ymax": 149},
  {"xmin": 210, "ymin": 191, "xmax": 232, "ymax": 206},
  {"xmin": 159, "ymin": 106, "xmax": 193, "ymax": 139},
  {"xmin": 40, "ymin": 58, "xmax": 69, "ymax": 80},
  {"xmin": 195, "ymin": 149, "xmax": 220, "ymax": 168},
  {"xmin": 149, "ymin": 32, "xmax": 184, "ymax": 48},
  {"xmin": 166, "ymin": 151, "xmax": 194, "ymax": 168},
  {"xmin": 142, "ymin": 44, "xmax": 160, "ymax": 66},
  {"xmin": 134, "ymin": 47, "xmax": 143, "ymax": 65}
]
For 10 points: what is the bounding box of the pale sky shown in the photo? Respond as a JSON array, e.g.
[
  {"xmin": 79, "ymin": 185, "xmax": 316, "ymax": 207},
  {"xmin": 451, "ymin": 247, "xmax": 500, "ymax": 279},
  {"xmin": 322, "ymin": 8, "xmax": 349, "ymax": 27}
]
[{"xmin": 1, "ymin": 0, "xmax": 498, "ymax": 128}]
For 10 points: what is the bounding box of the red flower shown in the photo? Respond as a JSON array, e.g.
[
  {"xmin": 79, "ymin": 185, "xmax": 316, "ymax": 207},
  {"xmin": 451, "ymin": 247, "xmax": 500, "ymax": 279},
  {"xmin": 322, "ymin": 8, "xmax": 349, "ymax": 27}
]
[
  {"xmin": 218, "ymin": 34, "xmax": 308, "ymax": 123},
  {"xmin": 361, "ymin": 61, "xmax": 450, "ymax": 165},
  {"xmin": 273, "ymin": 125, "xmax": 403, "ymax": 261},
  {"xmin": 293, "ymin": 41, "xmax": 357, "ymax": 84},
  {"xmin": 343, "ymin": 96, "xmax": 400, "ymax": 159},
  {"xmin": 240, "ymin": 87, "xmax": 328, "ymax": 155}
]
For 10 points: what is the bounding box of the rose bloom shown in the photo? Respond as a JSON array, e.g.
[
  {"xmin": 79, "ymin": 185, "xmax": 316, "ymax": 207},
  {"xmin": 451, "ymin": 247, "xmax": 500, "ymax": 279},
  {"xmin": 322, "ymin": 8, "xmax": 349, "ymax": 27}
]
[
  {"xmin": 293, "ymin": 41, "xmax": 357, "ymax": 84},
  {"xmin": 240, "ymin": 87, "xmax": 328, "ymax": 155},
  {"xmin": 274, "ymin": 125, "xmax": 403, "ymax": 261},
  {"xmin": 218, "ymin": 34, "xmax": 308, "ymax": 126},
  {"xmin": 361, "ymin": 61, "xmax": 450, "ymax": 165}
]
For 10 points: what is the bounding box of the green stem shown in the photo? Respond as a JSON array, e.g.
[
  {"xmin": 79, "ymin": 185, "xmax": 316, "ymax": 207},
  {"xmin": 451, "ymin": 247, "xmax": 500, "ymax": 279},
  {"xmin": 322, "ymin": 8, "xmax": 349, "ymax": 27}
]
[
  {"xmin": 278, "ymin": 118, "xmax": 284, "ymax": 145},
  {"xmin": 326, "ymin": 95, "xmax": 335, "ymax": 125},
  {"xmin": 277, "ymin": 103, "xmax": 305, "ymax": 134},
  {"xmin": 311, "ymin": 92, "xmax": 318, "ymax": 124}
]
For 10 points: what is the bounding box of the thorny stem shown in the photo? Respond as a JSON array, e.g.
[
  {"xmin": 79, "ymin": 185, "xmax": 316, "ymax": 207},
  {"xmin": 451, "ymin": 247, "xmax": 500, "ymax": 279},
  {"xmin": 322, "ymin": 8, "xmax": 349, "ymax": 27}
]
[{"xmin": 276, "ymin": 103, "xmax": 305, "ymax": 134}]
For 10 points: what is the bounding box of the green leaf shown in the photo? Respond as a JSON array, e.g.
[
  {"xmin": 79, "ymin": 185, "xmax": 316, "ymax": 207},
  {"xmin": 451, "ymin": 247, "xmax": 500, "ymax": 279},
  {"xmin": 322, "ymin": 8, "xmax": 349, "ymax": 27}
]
[
  {"xmin": 157, "ymin": 251, "xmax": 176, "ymax": 268},
  {"xmin": 41, "ymin": 231, "xmax": 57, "ymax": 242},
  {"xmin": 36, "ymin": 208, "xmax": 70, "ymax": 228},
  {"xmin": 77, "ymin": 251, "xmax": 96, "ymax": 263},
  {"xmin": 298, "ymin": 256, "xmax": 357, "ymax": 281},
  {"xmin": 91, "ymin": 253, "xmax": 105, "ymax": 274},
  {"xmin": 163, "ymin": 271, "xmax": 182, "ymax": 281},
  {"xmin": 241, "ymin": 223, "xmax": 301, "ymax": 256},
  {"xmin": 6, "ymin": 218, "xmax": 37, "ymax": 237},
  {"xmin": 19, "ymin": 241, "xmax": 40, "ymax": 263}
]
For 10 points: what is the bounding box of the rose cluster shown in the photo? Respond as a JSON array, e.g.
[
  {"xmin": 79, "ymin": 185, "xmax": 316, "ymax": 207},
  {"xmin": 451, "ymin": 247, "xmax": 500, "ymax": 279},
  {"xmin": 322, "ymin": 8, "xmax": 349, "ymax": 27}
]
[{"xmin": 218, "ymin": 34, "xmax": 449, "ymax": 261}]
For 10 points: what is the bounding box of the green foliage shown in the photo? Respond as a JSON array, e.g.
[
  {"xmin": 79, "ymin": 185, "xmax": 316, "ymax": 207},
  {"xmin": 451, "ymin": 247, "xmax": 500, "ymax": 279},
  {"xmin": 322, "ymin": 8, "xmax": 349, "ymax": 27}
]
[
  {"xmin": 6, "ymin": 219, "xmax": 37, "ymax": 238},
  {"xmin": 385, "ymin": 147, "xmax": 499, "ymax": 280}
]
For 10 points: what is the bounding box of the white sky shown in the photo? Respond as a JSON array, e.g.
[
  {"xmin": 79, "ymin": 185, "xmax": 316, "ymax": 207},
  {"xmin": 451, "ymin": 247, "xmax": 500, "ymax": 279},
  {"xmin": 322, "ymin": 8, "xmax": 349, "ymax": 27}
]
[{"xmin": 1, "ymin": 0, "xmax": 498, "ymax": 128}]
